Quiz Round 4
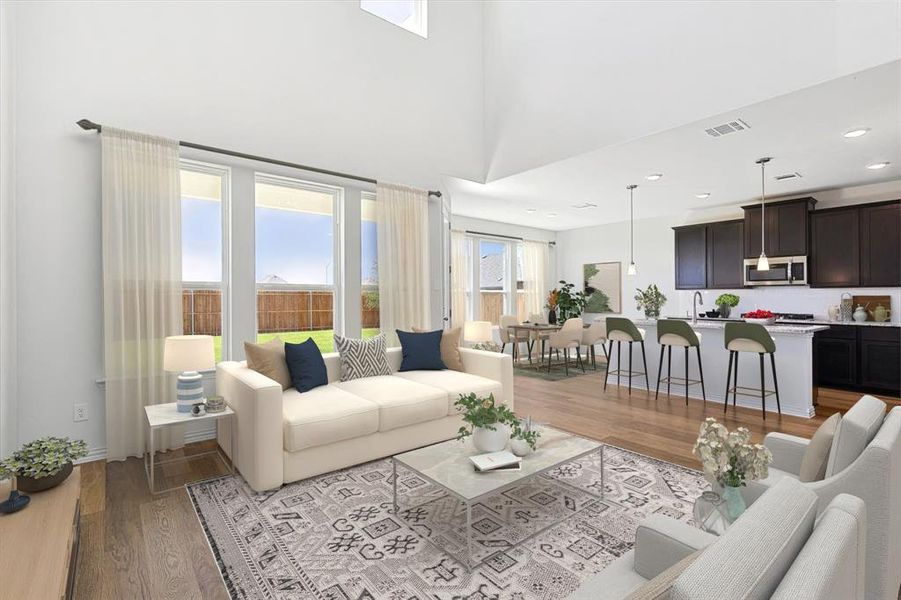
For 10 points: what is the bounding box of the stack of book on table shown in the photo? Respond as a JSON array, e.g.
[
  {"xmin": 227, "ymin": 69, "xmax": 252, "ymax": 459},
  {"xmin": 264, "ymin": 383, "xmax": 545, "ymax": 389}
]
[{"xmin": 470, "ymin": 450, "xmax": 522, "ymax": 472}]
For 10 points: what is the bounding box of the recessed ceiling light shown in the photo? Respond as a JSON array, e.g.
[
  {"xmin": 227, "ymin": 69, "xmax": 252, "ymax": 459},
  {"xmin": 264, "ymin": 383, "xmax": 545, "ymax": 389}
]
[
  {"xmin": 866, "ymin": 162, "xmax": 890, "ymax": 170},
  {"xmin": 695, "ymin": 193, "xmax": 710, "ymax": 199},
  {"xmin": 645, "ymin": 173, "xmax": 663, "ymax": 181},
  {"xmin": 547, "ymin": 212, "xmax": 557, "ymax": 217},
  {"xmin": 843, "ymin": 128, "xmax": 870, "ymax": 138},
  {"xmin": 525, "ymin": 208, "xmax": 537, "ymax": 213},
  {"xmin": 572, "ymin": 202, "xmax": 598, "ymax": 209}
]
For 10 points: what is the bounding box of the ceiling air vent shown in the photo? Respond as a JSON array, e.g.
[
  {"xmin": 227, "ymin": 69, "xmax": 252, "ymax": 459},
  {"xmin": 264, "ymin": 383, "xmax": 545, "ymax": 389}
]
[
  {"xmin": 705, "ymin": 119, "xmax": 751, "ymax": 138},
  {"xmin": 572, "ymin": 202, "xmax": 598, "ymax": 209},
  {"xmin": 774, "ymin": 172, "xmax": 802, "ymax": 181}
]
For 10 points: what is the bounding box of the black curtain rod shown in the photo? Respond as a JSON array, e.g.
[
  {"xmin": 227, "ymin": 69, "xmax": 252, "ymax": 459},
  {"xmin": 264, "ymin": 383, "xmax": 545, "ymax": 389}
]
[{"xmin": 76, "ymin": 119, "xmax": 442, "ymax": 198}]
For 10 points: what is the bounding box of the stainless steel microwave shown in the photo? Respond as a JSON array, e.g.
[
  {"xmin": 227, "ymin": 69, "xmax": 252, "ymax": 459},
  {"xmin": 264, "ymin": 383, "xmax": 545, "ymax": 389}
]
[{"xmin": 743, "ymin": 255, "xmax": 807, "ymax": 286}]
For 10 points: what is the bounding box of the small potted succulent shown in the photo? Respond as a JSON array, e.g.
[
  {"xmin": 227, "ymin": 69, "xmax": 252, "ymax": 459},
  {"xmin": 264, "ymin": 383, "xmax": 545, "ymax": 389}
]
[
  {"xmin": 455, "ymin": 392, "xmax": 518, "ymax": 453},
  {"xmin": 634, "ymin": 284, "xmax": 667, "ymax": 318},
  {"xmin": 0, "ymin": 436, "xmax": 88, "ymax": 493},
  {"xmin": 715, "ymin": 293, "xmax": 740, "ymax": 318}
]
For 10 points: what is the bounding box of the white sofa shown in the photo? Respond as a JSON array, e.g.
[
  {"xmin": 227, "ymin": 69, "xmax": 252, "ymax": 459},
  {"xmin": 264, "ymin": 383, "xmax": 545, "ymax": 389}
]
[{"xmin": 216, "ymin": 346, "xmax": 513, "ymax": 492}]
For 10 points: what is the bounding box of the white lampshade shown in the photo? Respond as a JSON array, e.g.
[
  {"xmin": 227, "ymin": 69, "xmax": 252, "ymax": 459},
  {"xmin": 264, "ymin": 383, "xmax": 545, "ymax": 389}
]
[
  {"xmin": 757, "ymin": 253, "xmax": 770, "ymax": 271},
  {"xmin": 463, "ymin": 321, "xmax": 492, "ymax": 343},
  {"xmin": 163, "ymin": 335, "xmax": 215, "ymax": 373}
]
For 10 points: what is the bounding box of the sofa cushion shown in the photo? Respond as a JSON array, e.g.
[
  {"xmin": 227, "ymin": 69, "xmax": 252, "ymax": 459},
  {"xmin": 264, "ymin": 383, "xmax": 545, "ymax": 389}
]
[
  {"xmin": 394, "ymin": 370, "xmax": 503, "ymax": 415},
  {"xmin": 282, "ymin": 385, "xmax": 379, "ymax": 452},
  {"xmin": 244, "ymin": 337, "xmax": 292, "ymax": 390},
  {"xmin": 825, "ymin": 394, "xmax": 886, "ymax": 477},
  {"xmin": 284, "ymin": 338, "xmax": 328, "ymax": 393},
  {"xmin": 414, "ymin": 326, "xmax": 464, "ymax": 371},
  {"xmin": 397, "ymin": 329, "xmax": 447, "ymax": 371},
  {"xmin": 335, "ymin": 376, "xmax": 448, "ymax": 431},
  {"xmin": 334, "ymin": 333, "xmax": 393, "ymax": 381},
  {"xmin": 671, "ymin": 478, "xmax": 817, "ymax": 600},
  {"xmin": 798, "ymin": 412, "xmax": 840, "ymax": 482}
]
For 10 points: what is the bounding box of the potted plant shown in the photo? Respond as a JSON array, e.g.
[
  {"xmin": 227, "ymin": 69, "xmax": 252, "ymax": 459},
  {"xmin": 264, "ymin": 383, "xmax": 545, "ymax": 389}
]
[
  {"xmin": 555, "ymin": 280, "xmax": 588, "ymax": 321},
  {"xmin": 546, "ymin": 289, "xmax": 560, "ymax": 324},
  {"xmin": 692, "ymin": 418, "xmax": 772, "ymax": 521},
  {"xmin": 634, "ymin": 284, "xmax": 667, "ymax": 318},
  {"xmin": 455, "ymin": 393, "xmax": 518, "ymax": 453},
  {"xmin": 715, "ymin": 293, "xmax": 740, "ymax": 318},
  {"xmin": 510, "ymin": 417, "xmax": 541, "ymax": 457},
  {"xmin": 0, "ymin": 436, "xmax": 88, "ymax": 493}
]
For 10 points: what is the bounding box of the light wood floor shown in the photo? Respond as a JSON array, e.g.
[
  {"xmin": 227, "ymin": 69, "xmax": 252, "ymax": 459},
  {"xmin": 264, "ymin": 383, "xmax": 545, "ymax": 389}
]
[{"xmin": 73, "ymin": 371, "xmax": 895, "ymax": 599}]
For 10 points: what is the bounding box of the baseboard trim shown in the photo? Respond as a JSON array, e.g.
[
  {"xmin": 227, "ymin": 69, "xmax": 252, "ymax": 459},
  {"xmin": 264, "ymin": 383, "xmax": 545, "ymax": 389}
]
[{"xmin": 77, "ymin": 423, "xmax": 218, "ymax": 464}]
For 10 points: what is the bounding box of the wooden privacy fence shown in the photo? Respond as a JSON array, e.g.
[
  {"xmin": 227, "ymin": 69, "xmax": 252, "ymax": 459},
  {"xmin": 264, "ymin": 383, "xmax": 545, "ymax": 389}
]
[{"xmin": 182, "ymin": 287, "xmax": 380, "ymax": 335}]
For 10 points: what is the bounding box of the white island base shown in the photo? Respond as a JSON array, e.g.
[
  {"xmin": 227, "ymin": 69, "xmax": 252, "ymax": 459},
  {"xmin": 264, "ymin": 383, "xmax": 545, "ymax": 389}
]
[{"xmin": 602, "ymin": 319, "xmax": 829, "ymax": 418}]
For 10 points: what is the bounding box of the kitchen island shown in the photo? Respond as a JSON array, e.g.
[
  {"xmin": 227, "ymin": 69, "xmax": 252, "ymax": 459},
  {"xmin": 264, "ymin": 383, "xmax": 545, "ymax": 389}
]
[{"xmin": 604, "ymin": 319, "xmax": 829, "ymax": 418}]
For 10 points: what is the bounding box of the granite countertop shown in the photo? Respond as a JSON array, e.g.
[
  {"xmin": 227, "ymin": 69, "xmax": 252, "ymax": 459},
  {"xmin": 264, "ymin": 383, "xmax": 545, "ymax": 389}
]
[
  {"xmin": 634, "ymin": 318, "xmax": 829, "ymax": 335},
  {"xmin": 776, "ymin": 319, "xmax": 899, "ymax": 328}
]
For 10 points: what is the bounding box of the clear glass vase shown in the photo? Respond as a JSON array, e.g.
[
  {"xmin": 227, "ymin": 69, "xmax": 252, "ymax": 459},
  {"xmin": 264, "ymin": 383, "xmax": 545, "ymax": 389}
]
[{"xmin": 693, "ymin": 491, "xmax": 729, "ymax": 534}]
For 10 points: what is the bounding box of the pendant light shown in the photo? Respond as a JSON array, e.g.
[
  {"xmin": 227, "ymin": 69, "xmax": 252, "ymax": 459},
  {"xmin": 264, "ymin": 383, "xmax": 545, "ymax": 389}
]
[
  {"xmin": 755, "ymin": 157, "xmax": 772, "ymax": 271},
  {"xmin": 627, "ymin": 184, "xmax": 638, "ymax": 276}
]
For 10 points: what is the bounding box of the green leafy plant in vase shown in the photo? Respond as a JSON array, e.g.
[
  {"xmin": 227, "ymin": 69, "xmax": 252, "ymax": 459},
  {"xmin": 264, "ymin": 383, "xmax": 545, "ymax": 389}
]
[
  {"xmin": 715, "ymin": 293, "xmax": 740, "ymax": 318},
  {"xmin": 634, "ymin": 284, "xmax": 667, "ymax": 318},
  {"xmin": 455, "ymin": 392, "xmax": 518, "ymax": 453},
  {"xmin": 555, "ymin": 280, "xmax": 588, "ymax": 321},
  {"xmin": 510, "ymin": 418, "xmax": 541, "ymax": 457},
  {"xmin": 0, "ymin": 436, "xmax": 88, "ymax": 493}
]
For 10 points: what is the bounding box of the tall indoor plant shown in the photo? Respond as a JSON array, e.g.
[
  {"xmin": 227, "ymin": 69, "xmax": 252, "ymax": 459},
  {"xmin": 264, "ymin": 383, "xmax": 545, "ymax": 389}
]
[
  {"xmin": 692, "ymin": 418, "xmax": 772, "ymax": 520},
  {"xmin": 554, "ymin": 280, "xmax": 588, "ymax": 321}
]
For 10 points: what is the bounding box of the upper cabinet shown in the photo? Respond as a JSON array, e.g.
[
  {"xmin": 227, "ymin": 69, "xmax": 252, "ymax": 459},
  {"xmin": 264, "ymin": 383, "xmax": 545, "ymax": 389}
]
[
  {"xmin": 743, "ymin": 197, "xmax": 815, "ymax": 258},
  {"xmin": 859, "ymin": 201, "xmax": 901, "ymax": 287},
  {"xmin": 810, "ymin": 200, "xmax": 900, "ymax": 288},
  {"xmin": 674, "ymin": 224, "xmax": 707, "ymax": 289},
  {"xmin": 673, "ymin": 219, "xmax": 744, "ymax": 290}
]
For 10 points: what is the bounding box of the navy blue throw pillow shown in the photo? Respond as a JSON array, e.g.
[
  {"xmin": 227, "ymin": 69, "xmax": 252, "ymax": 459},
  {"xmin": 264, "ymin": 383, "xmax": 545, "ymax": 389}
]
[
  {"xmin": 284, "ymin": 338, "xmax": 328, "ymax": 392},
  {"xmin": 397, "ymin": 329, "xmax": 447, "ymax": 372}
]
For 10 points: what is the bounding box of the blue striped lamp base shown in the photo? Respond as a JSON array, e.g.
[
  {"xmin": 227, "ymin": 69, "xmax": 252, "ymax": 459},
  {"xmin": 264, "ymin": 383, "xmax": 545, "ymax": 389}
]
[{"xmin": 177, "ymin": 371, "xmax": 204, "ymax": 412}]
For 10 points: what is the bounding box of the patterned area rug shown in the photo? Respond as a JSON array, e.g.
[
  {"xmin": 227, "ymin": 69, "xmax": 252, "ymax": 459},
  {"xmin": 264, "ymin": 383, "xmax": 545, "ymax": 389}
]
[{"xmin": 188, "ymin": 445, "xmax": 707, "ymax": 600}]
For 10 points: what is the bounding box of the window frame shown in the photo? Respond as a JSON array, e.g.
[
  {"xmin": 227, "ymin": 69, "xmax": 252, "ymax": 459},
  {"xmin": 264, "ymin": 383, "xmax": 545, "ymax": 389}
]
[
  {"xmin": 253, "ymin": 172, "xmax": 346, "ymax": 344},
  {"xmin": 466, "ymin": 234, "xmax": 521, "ymax": 324},
  {"xmin": 179, "ymin": 158, "xmax": 232, "ymax": 361},
  {"xmin": 360, "ymin": 0, "xmax": 428, "ymax": 38}
]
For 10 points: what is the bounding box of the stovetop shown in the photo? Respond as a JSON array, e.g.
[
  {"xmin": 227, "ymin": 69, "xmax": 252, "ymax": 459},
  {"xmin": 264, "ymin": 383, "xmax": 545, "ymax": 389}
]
[{"xmin": 775, "ymin": 313, "xmax": 815, "ymax": 321}]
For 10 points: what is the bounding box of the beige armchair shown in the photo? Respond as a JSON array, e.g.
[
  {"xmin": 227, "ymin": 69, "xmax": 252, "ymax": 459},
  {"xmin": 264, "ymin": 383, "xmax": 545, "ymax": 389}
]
[
  {"xmin": 546, "ymin": 317, "xmax": 584, "ymax": 375},
  {"xmin": 499, "ymin": 314, "xmax": 530, "ymax": 362},
  {"xmin": 581, "ymin": 320, "xmax": 608, "ymax": 370}
]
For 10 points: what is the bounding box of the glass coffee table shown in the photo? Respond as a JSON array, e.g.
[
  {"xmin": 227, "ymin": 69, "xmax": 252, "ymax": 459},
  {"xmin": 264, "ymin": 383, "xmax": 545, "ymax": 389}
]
[{"xmin": 391, "ymin": 426, "xmax": 604, "ymax": 570}]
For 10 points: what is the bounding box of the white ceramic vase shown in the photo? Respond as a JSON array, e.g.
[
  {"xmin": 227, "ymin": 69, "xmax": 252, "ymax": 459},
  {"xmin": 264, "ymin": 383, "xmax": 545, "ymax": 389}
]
[
  {"xmin": 472, "ymin": 424, "xmax": 510, "ymax": 453},
  {"xmin": 510, "ymin": 438, "xmax": 533, "ymax": 457}
]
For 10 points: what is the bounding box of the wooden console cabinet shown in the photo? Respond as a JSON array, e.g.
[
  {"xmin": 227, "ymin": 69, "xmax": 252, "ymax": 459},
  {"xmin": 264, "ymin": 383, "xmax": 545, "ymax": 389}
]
[{"xmin": 0, "ymin": 466, "xmax": 81, "ymax": 599}]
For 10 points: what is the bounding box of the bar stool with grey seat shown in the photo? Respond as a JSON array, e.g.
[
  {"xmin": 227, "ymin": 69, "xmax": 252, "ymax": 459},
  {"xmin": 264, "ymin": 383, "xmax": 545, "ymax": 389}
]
[
  {"xmin": 655, "ymin": 319, "xmax": 706, "ymax": 405},
  {"xmin": 604, "ymin": 317, "xmax": 649, "ymax": 394},
  {"xmin": 723, "ymin": 322, "xmax": 781, "ymax": 420}
]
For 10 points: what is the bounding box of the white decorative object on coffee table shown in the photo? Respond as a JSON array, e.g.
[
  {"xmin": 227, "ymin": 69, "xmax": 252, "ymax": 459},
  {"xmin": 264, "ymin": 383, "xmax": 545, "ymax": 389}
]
[{"xmin": 391, "ymin": 426, "xmax": 603, "ymax": 570}]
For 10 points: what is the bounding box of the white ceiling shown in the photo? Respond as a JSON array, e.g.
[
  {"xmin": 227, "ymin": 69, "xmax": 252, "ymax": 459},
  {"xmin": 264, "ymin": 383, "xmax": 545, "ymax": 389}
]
[{"xmin": 448, "ymin": 59, "xmax": 901, "ymax": 231}]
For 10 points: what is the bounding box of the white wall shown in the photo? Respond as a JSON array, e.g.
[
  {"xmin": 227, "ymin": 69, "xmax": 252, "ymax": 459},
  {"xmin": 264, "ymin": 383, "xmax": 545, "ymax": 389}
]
[
  {"xmin": 0, "ymin": 1, "xmax": 17, "ymax": 457},
  {"xmin": 10, "ymin": 1, "xmax": 484, "ymax": 458},
  {"xmin": 557, "ymin": 180, "xmax": 901, "ymax": 323}
]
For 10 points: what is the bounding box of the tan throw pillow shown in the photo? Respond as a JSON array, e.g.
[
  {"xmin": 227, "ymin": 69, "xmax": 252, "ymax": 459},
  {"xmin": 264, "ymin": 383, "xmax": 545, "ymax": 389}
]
[
  {"xmin": 413, "ymin": 326, "xmax": 464, "ymax": 372},
  {"xmin": 798, "ymin": 412, "xmax": 841, "ymax": 482},
  {"xmin": 244, "ymin": 337, "xmax": 292, "ymax": 390},
  {"xmin": 626, "ymin": 550, "xmax": 702, "ymax": 600}
]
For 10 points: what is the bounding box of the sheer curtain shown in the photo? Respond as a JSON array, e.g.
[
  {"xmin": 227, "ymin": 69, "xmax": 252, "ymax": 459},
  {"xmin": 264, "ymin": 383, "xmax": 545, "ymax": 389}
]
[
  {"xmin": 450, "ymin": 230, "xmax": 468, "ymax": 328},
  {"xmin": 376, "ymin": 183, "xmax": 430, "ymax": 344},
  {"xmin": 102, "ymin": 127, "xmax": 184, "ymax": 460},
  {"xmin": 521, "ymin": 239, "xmax": 549, "ymax": 320}
]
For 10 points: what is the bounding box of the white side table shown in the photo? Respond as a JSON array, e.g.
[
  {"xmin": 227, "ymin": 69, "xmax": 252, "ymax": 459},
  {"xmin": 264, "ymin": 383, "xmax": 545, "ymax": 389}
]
[{"xmin": 143, "ymin": 402, "xmax": 236, "ymax": 495}]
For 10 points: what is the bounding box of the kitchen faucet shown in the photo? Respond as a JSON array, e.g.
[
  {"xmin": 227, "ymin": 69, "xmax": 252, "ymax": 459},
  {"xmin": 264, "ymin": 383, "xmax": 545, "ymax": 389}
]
[{"xmin": 692, "ymin": 291, "xmax": 703, "ymax": 325}]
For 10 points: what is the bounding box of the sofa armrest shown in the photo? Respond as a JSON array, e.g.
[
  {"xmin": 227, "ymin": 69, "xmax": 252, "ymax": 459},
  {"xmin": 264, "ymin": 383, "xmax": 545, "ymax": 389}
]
[
  {"xmin": 633, "ymin": 515, "xmax": 717, "ymax": 580},
  {"xmin": 216, "ymin": 361, "xmax": 283, "ymax": 492},
  {"xmin": 459, "ymin": 348, "xmax": 514, "ymax": 411},
  {"xmin": 764, "ymin": 432, "xmax": 809, "ymax": 475}
]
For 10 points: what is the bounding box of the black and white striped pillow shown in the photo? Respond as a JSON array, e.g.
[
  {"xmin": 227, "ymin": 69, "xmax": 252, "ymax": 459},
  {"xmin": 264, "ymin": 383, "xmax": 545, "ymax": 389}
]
[{"xmin": 334, "ymin": 333, "xmax": 393, "ymax": 382}]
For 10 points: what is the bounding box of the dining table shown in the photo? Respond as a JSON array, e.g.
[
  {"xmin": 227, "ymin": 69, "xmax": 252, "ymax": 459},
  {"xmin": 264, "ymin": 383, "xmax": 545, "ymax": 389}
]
[{"xmin": 506, "ymin": 322, "xmax": 588, "ymax": 368}]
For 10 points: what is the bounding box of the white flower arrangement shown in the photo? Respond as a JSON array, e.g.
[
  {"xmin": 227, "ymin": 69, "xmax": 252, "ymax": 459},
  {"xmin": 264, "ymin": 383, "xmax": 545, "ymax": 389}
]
[{"xmin": 692, "ymin": 418, "xmax": 772, "ymax": 488}]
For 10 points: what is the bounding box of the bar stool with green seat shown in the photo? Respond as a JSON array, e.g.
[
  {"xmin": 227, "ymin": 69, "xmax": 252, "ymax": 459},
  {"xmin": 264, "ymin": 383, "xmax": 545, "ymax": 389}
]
[
  {"xmin": 723, "ymin": 322, "xmax": 781, "ymax": 420},
  {"xmin": 604, "ymin": 317, "xmax": 649, "ymax": 395},
  {"xmin": 655, "ymin": 319, "xmax": 706, "ymax": 405}
]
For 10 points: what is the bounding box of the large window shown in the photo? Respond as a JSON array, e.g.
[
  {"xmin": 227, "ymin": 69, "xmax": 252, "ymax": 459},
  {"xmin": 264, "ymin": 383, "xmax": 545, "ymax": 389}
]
[
  {"xmin": 254, "ymin": 174, "xmax": 342, "ymax": 353},
  {"xmin": 462, "ymin": 235, "xmax": 525, "ymax": 326},
  {"xmin": 180, "ymin": 161, "xmax": 229, "ymax": 361},
  {"xmin": 360, "ymin": 0, "xmax": 428, "ymax": 38},
  {"xmin": 361, "ymin": 192, "xmax": 380, "ymax": 339}
]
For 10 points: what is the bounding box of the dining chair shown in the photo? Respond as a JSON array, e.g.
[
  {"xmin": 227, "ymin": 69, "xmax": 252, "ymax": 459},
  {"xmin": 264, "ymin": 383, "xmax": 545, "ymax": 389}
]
[
  {"xmin": 499, "ymin": 314, "xmax": 530, "ymax": 363},
  {"xmin": 546, "ymin": 317, "xmax": 585, "ymax": 375},
  {"xmin": 582, "ymin": 320, "xmax": 609, "ymax": 370}
]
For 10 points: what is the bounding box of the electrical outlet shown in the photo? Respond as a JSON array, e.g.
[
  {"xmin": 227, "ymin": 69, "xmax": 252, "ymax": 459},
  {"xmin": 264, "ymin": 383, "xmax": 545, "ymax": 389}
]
[{"xmin": 74, "ymin": 404, "xmax": 88, "ymax": 422}]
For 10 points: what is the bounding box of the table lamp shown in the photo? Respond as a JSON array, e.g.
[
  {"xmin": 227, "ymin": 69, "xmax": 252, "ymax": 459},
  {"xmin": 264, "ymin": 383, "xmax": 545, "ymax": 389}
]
[
  {"xmin": 463, "ymin": 321, "xmax": 493, "ymax": 350},
  {"xmin": 164, "ymin": 335, "xmax": 215, "ymax": 412}
]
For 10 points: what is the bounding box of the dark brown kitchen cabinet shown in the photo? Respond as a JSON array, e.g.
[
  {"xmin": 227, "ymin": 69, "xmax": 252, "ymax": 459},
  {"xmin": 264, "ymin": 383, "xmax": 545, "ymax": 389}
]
[
  {"xmin": 813, "ymin": 326, "xmax": 857, "ymax": 389},
  {"xmin": 706, "ymin": 220, "xmax": 744, "ymax": 288},
  {"xmin": 859, "ymin": 328, "xmax": 901, "ymax": 393},
  {"xmin": 674, "ymin": 224, "xmax": 707, "ymax": 289},
  {"xmin": 809, "ymin": 207, "xmax": 860, "ymax": 287},
  {"xmin": 859, "ymin": 201, "xmax": 901, "ymax": 287},
  {"xmin": 814, "ymin": 325, "xmax": 900, "ymax": 395},
  {"xmin": 743, "ymin": 197, "xmax": 815, "ymax": 258}
]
